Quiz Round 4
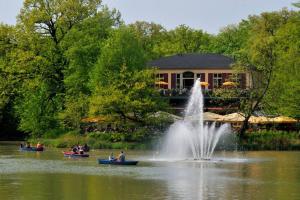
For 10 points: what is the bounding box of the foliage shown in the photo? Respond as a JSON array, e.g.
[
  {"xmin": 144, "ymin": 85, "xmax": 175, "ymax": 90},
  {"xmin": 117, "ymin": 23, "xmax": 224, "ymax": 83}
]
[
  {"xmin": 263, "ymin": 13, "xmax": 300, "ymax": 117},
  {"xmin": 15, "ymin": 82, "xmax": 63, "ymax": 137},
  {"xmin": 8, "ymin": 0, "xmax": 105, "ymax": 136},
  {"xmin": 0, "ymin": 1, "xmax": 299, "ymax": 140},
  {"xmin": 59, "ymin": 8, "xmax": 121, "ymax": 129},
  {"xmin": 231, "ymin": 10, "xmax": 299, "ymax": 136},
  {"xmin": 89, "ymin": 66, "xmax": 167, "ymax": 124},
  {"xmin": 210, "ymin": 21, "xmax": 251, "ymax": 57},
  {"xmin": 89, "ymin": 26, "xmax": 147, "ymax": 87},
  {"xmin": 89, "ymin": 26, "xmax": 167, "ymax": 125},
  {"xmin": 153, "ymin": 25, "xmax": 212, "ymax": 56},
  {"xmin": 129, "ymin": 21, "xmax": 166, "ymax": 59},
  {"xmin": 240, "ymin": 130, "xmax": 300, "ymax": 150},
  {"xmin": 87, "ymin": 128, "xmax": 149, "ymax": 142}
]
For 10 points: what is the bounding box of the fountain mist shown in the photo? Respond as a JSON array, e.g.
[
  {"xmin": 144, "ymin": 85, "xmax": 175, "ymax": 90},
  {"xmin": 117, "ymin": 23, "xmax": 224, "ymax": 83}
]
[{"xmin": 161, "ymin": 79, "xmax": 230, "ymax": 160}]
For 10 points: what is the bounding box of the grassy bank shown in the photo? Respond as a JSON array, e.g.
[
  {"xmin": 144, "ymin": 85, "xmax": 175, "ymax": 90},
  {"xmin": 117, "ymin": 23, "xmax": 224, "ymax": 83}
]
[
  {"xmin": 239, "ymin": 130, "xmax": 300, "ymax": 150},
  {"xmin": 27, "ymin": 130, "xmax": 300, "ymax": 151},
  {"xmin": 28, "ymin": 131, "xmax": 160, "ymax": 150}
]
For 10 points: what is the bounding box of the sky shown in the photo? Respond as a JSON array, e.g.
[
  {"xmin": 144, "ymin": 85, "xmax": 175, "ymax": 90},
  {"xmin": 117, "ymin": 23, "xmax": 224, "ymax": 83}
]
[{"xmin": 0, "ymin": 0, "xmax": 297, "ymax": 34}]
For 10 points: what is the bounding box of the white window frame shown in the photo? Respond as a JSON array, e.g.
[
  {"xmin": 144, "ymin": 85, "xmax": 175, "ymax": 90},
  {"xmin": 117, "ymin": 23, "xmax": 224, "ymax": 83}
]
[{"xmin": 213, "ymin": 73, "xmax": 222, "ymax": 88}]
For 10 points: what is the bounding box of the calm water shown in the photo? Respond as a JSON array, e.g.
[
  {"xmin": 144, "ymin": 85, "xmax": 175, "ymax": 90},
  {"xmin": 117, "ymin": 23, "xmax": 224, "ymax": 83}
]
[{"xmin": 0, "ymin": 142, "xmax": 300, "ymax": 200}]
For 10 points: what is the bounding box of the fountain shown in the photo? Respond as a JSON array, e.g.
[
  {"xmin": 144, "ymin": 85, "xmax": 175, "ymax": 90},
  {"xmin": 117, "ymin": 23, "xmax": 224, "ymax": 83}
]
[{"xmin": 161, "ymin": 78, "xmax": 230, "ymax": 160}]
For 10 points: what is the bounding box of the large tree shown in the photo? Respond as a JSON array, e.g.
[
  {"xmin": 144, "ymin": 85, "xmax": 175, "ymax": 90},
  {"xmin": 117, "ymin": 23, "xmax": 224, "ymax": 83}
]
[
  {"xmin": 11, "ymin": 0, "xmax": 103, "ymax": 135},
  {"xmin": 89, "ymin": 66, "xmax": 166, "ymax": 124},
  {"xmin": 0, "ymin": 24, "xmax": 20, "ymax": 135},
  {"xmin": 59, "ymin": 8, "xmax": 121, "ymax": 129},
  {"xmin": 90, "ymin": 26, "xmax": 147, "ymax": 87},
  {"xmin": 153, "ymin": 25, "xmax": 212, "ymax": 56},
  {"xmin": 263, "ymin": 10, "xmax": 300, "ymax": 117},
  {"xmin": 129, "ymin": 21, "xmax": 166, "ymax": 60},
  {"xmin": 210, "ymin": 21, "xmax": 251, "ymax": 57},
  {"xmin": 236, "ymin": 9, "xmax": 298, "ymax": 137},
  {"xmin": 89, "ymin": 27, "xmax": 167, "ymax": 125}
]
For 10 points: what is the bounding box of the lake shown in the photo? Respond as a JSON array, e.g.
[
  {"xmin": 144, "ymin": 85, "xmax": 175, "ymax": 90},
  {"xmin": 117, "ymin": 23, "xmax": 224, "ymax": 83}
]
[{"xmin": 0, "ymin": 142, "xmax": 300, "ymax": 200}]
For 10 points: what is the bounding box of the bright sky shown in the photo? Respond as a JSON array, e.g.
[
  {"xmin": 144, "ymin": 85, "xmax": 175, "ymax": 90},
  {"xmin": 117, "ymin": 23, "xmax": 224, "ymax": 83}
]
[{"xmin": 0, "ymin": 0, "xmax": 297, "ymax": 34}]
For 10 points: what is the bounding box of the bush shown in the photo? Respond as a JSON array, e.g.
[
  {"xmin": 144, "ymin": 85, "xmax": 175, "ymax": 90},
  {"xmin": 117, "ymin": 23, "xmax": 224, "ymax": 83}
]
[
  {"xmin": 240, "ymin": 130, "xmax": 300, "ymax": 150},
  {"xmin": 43, "ymin": 128, "xmax": 69, "ymax": 139}
]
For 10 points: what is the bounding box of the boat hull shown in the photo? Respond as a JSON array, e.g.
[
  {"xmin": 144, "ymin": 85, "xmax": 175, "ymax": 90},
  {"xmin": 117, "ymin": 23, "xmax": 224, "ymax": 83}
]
[
  {"xmin": 98, "ymin": 159, "xmax": 138, "ymax": 165},
  {"xmin": 63, "ymin": 152, "xmax": 89, "ymax": 157},
  {"xmin": 20, "ymin": 147, "xmax": 44, "ymax": 152}
]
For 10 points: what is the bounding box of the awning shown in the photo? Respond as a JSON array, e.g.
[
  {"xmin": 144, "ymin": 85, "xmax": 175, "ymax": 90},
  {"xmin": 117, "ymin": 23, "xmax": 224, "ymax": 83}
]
[
  {"xmin": 200, "ymin": 82, "xmax": 209, "ymax": 86},
  {"xmin": 222, "ymin": 81, "xmax": 237, "ymax": 86},
  {"xmin": 155, "ymin": 81, "xmax": 168, "ymax": 85}
]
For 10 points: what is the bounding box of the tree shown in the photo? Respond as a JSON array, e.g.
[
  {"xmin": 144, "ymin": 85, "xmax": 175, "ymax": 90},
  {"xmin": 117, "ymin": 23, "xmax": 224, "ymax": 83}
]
[
  {"xmin": 90, "ymin": 26, "xmax": 147, "ymax": 87},
  {"xmin": 153, "ymin": 25, "xmax": 212, "ymax": 56},
  {"xmin": 15, "ymin": 82, "xmax": 63, "ymax": 137},
  {"xmin": 129, "ymin": 21, "xmax": 166, "ymax": 59},
  {"xmin": 0, "ymin": 24, "xmax": 20, "ymax": 135},
  {"xmin": 89, "ymin": 26, "xmax": 167, "ymax": 125},
  {"xmin": 89, "ymin": 66, "xmax": 167, "ymax": 124},
  {"xmin": 11, "ymin": 0, "xmax": 103, "ymax": 135},
  {"xmin": 210, "ymin": 21, "xmax": 251, "ymax": 57},
  {"xmin": 59, "ymin": 8, "xmax": 121, "ymax": 129},
  {"xmin": 235, "ymin": 10, "xmax": 297, "ymax": 137},
  {"xmin": 263, "ymin": 11, "xmax": 300, "ymax": 117}
]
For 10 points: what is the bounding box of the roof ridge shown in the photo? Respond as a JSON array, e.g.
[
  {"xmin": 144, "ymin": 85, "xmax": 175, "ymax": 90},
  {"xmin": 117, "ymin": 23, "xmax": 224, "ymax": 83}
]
[{"xmin": 148, "ymin": 53, "xmax": 234, "ymax": 69}]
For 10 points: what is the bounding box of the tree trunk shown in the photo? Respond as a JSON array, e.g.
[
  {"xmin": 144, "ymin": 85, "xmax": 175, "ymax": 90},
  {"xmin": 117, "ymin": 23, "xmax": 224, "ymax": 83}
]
[{"xmin": 239, "ymin": 114, "xmax": 251, "ymax": 138}]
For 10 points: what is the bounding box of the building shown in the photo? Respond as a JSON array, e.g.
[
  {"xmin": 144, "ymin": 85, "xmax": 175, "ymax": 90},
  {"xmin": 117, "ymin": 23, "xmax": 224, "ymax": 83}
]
[{"xmin": 149, "ymin": 53, "xmax": 251, "ymax": 90}]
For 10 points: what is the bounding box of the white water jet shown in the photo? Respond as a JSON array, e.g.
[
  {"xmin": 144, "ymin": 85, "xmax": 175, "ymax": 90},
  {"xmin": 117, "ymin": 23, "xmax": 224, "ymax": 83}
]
[{"xmin": 161, "ymin": 78, "xmax": 231, "ymax": 160}]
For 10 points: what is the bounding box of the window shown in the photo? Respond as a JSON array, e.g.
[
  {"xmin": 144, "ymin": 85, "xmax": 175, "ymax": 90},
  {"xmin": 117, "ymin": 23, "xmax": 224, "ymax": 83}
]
[
  {"xmin": 183, "ymin": 71, "xmax": 194, "ymax": 78},
  {"xmin": 213, "ymin": 73, "xmax": 222, "ymax": 88},
  {"xmin": 182, "ymin": 71, "xmax": 194, "ymax": 90},
  {"xmin": 157, "ymin": 74, "xmax": 165, "ymax": 81}
]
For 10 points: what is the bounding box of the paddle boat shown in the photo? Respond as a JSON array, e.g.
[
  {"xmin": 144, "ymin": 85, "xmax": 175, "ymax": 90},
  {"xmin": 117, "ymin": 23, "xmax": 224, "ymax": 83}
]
[
  {"xmin": 98, "ymin": 159, "xmax": 138, "ymax": 165},
  {"xmin": 20, "ymin": 147, "xmax": 44, "ymax": 152},
  {"xmin": 63, "ymin": 152, "xmax": 89, "ymax": 158}
]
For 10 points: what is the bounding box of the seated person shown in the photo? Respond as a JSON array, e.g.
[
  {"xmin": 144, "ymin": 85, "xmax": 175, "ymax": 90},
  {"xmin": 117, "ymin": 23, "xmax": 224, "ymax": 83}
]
[
  {"xmin": 117, "ymin": 151, "xmax": 125, "ymax": 162},
  {"xmin": 83, "ymin": 143, "xmax": 90, "ymax": 152},
  {"xmin": 108, "ymin": 152, "xmax": 115, "ymax": 161},
  {"xmin": 36, "ymin": 142, "xmax": 43, "ymax": 149},
  {"xmin": 78, "ymin": 146, "xmax": 84, "ymax": 155},
  {"xmin": 26, "ymin": 143, "xmax": 31, "ymax": 148},
  {"xmin": 72, "ymin": 145, "xmax": 78, "ymax": 153}
]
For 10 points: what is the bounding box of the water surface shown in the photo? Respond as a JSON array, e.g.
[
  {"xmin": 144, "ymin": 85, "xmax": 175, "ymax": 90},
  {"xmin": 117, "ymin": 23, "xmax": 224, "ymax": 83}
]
[{"xmin": 0, "ymin": 142, "xmax": 299, "ymax": 200}]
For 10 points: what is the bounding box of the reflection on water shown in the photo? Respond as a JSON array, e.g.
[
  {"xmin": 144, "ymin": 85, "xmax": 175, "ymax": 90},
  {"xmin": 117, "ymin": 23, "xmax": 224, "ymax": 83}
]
[{"xmin": 0, "ymin": 143, "xmax": 300, "ymax": 200}]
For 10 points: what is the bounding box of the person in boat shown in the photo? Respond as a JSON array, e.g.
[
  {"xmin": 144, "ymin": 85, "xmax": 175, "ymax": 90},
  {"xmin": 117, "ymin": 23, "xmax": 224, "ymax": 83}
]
[
  {"xmin": 83, "ymin": 143, "xmax": 90, "ymax": 152},
  {"xmin": 108, "ymin": 152, "xmax": 116, "ymax": 161},
  {"xmin": 72, "ymin": 145, "xmax": 78, "ymax": 153},
  {"xmin": 117, "ymin": 151, "xmax": 125, "ymax": 162},
  {"xmin": 79, "ymin": 146, "xmax": 84, "ymax": 155},
  {"xmin": 36, "ymin": 142, "xmax": 43, "ymax": 149}
]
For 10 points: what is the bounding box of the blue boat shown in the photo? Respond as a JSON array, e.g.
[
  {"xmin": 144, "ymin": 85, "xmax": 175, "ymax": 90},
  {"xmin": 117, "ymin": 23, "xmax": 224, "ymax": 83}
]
[
  {"xmin": 63, "ymin": 152, "xmax": 89, "ymax": 158},
  {"xmin": 98, "ymin": 159, "xmax": 138, "ymax": 165},
  {"xmin": 20, "ymin": 147, "xmax": 44, "ymax": 152}
]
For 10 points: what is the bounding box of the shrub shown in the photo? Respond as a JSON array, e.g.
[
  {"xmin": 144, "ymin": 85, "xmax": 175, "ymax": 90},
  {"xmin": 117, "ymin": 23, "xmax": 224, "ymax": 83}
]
[{"xmin": 241, "ymin": 130, "xmax": 300, "ymax": 150}]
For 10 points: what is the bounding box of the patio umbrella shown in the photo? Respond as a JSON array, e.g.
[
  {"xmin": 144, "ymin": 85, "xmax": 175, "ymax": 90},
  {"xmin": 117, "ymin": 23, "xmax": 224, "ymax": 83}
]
[
  {"xmin": 222, "ymin": 81, "xmax": 237, "ymax": 86},
  {"xmin": 155, "ymin": 81, "xmax": 168, "ymax": 85},
  {"xmin": 203, "ymin": 112, "xmax": 223, "ymax": 121},
  {"xmin": 249, "ymin": 116, "xmax": 273, "ymax": 124},
  {"xmin": 199, "ymin": 82, "xmax": 209, "ymax": 86},
  {"xmin": 272, "ymin": 116, "xmax": 297, "ymax": 123},
  {"xmin": 219, "ymin": 112, "xmax": 245, "ymax": 122}
]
